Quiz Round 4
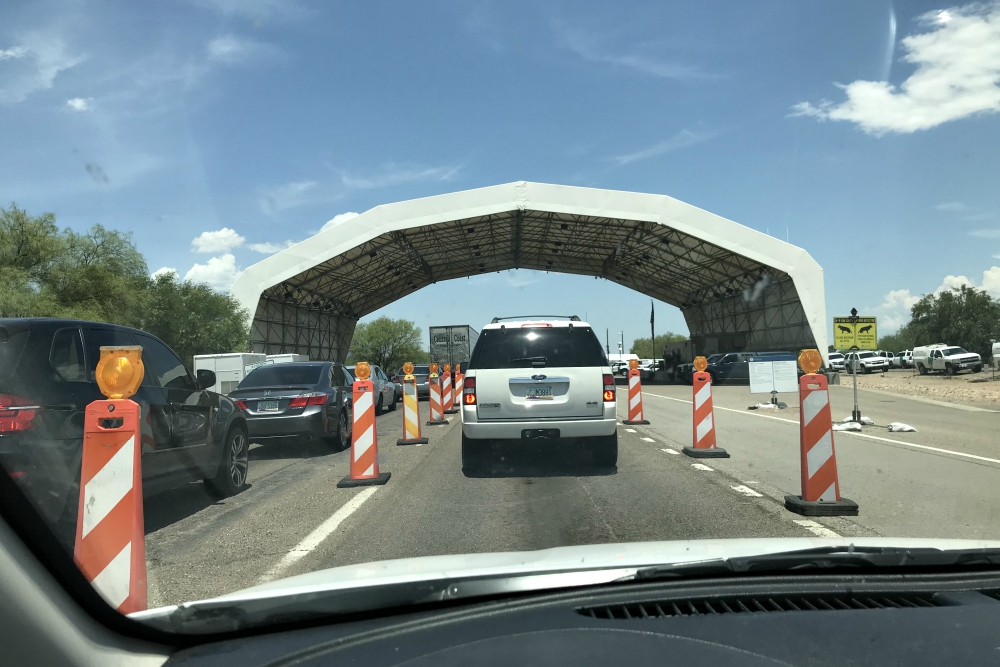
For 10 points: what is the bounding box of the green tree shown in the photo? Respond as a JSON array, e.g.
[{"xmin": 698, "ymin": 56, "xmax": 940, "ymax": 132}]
[
  {"xmin": 877, "ymin": 329, "xmax": 916, "ymax": 353},
  {"xmin": 905, "ymin": 286, "xmax": 1000, "ymax": 358},
  {"xmin": 348, "ymin": 317, "xmax": 427, "ymax": 373},
  {"xmin": 629, "ymin": 331, "xmax": 687, "ymax": 358}
]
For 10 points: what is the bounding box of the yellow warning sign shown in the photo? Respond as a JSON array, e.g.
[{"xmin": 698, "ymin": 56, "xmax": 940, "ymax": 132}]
[{"xmin": 833, "ymin": 317, "xmax": 877, "ymax": 350}]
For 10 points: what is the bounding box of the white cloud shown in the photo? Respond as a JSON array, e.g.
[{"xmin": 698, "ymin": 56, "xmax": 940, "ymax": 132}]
[
  {"xmin": 206, "ymin": 34, "xmax": 282, "ymax": 65},
  {"xmin": 555, "ymin": 24, "xmax": 715, "ymax": 81},
  {"xmin": 611, "ymin": 129, "xmax": 717, "ymax": 165},
  {"xmin": 790, "ymin": 2, "xmax": 1000, "ymax": 134},
  {"xmin": 191, "ymin": 227, "xmax": 246, "ymax": 253},
  {"xmin": 151, "ymin": 267, "xmax": 179, "ymax": 281},
  {"xmin": 184, "ymin": 254, "xmax": 242, "ymax": 291},
  {"xmin": 260, "ymin": 180, "xmax": 318, "ymax": 213},
  {"xmin": 248, "ymin": 240, "xmax": 296, "ymax": 253},
  {"xmin": 320, "ymin": 211, "xmax": 360, "ymax": 232},
  {"xmin": 340, "ymin": 164, "xmax": 461, "ymax": 190},
  {"xmin": 0, "ymin": 33, "xmax": 85, "ymax": 104},
  {"xmin": 934, "ymin": 274, "xmax": 973, "ymax": 294},
  {"xmin": 870, "ymin": 288, "xmax": 921, "ymax": 331},
  {"xmin": 936, "ymin": 268, "xmax": 1000, "ymax": 298},
  {"xmin": 969, "ymin": 228, "xmax": 1000, "ymax": 239},
  {"xmin": 194, "ymin": 0, "xmax": 306, "ymax": 21},
  {"xmin": 935, "ymin": 201, "xmax": 968, "ymax": 212},
  {"xmin": 65, "ymin": 97, "xmax": 92, "ymax": 111}
]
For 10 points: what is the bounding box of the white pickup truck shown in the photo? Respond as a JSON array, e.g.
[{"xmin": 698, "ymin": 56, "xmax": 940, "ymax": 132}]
[{"xmin": 912, "ymin": 344, "xmax": 982, "ymax": 375}]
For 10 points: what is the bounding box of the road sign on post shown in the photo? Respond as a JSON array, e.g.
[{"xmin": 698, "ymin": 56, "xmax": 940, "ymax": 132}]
[{"xmin": 833, "ymin": 316, "xmax": 877, "ymax": 350}]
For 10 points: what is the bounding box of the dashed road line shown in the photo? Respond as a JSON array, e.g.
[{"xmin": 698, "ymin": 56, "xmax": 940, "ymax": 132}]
[
  {"xmin": 661, "ymin": 448, "xmax": 679, "ymax": 455},
  {"xmin": 259, "ymin": 486, "xmax": 379, "ymax": 583},
  {"xmin": 625, "ymin": 428, "xmax": 637, "ymax": 433},
  {"xmin": 731, "ymin": 485, "xmax": 763, "ymax": 497},
  {"xmin": 641, "ymin": 437, "xmax": 655, "ymax": 442},
  {"xmin": 793, "ymin": 519, "xmax": 841, "ymax": 538},
  {"xmin": 642, "ymin": 391, "xmax": 1000, "ymax": 465},
  {"xmin": 691, "ymin": 463, "xmax": 714, "ymax": 471}
]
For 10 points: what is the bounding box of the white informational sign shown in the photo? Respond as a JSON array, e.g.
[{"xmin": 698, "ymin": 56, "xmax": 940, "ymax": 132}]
[{"xmin": 749, "ymin": 360, "xmax": 799, "ymax": 394}]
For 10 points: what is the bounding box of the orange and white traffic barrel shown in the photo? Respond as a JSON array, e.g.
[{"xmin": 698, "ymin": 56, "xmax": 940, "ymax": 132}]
[
  {"xmin": 682, "ymin": 356, "xmax": 729, "ymax": 458},
  {"xmin": 454, "ymin": 364, "xmax": 464, "ymax": 398},
  {"xmin": 443, "ymin": 363, "xmax": 458, "ymax": 414},
  {"xmin": 397, "ymin": 362, "xmax": 428, "ymax": 446},
  {"xmin": 74, "ymin": 346, "xmax": 147, "ymax": 613},
  {"xmin": 622, "ymin": 359, "xmax": 649, "ymax": 425},
  {"xmin": 785, "ymin": 350, "xmax": 857, "ymax": 516},
  {"xmin": 338, "ymin": 362, "xmax": 391, "ymax": 487},
  {"xmin": 426, "ymin": 363, "xmax": 448, "ymax": 426}
]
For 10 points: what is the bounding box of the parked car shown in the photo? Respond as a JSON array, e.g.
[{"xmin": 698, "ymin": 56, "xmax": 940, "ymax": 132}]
[
  {"xmin": 394, "ymin": 364, "xmax": 433, "ymax": 399},
  {"xmin": 461, "ymin": 318, "xmax": 617, "ymax": 472},
  {"xmin": 346, "ymin": 364, "xmax": 397, "ymax": 412},
  {"xmin": 891, "ymin": 351, "xmax": 912, "ymax": 369},
  {"xmin": 844, "ymin": 350, "xmax": 890, "ymax": 374},
  {"xmin": 676, "ymin": 353, "xmax": 724, "ymax": 384},
  {"xmin": 912, "ymin": 344, "xmax": 982, "ymax": 375},
  {"xmin": 873, "ymin": 350, "xmax": 895, "ymax": 368},
  {"xmin": 229, "ymin": 362, "xmax": 354, "ymax": 448},
  {"xmin": 0, "ymin": 318, "xmax": 248, "ymax": 549},
  {"xmin": 827, "ymin": 352, "xmax": 846, "ymax": 372}
]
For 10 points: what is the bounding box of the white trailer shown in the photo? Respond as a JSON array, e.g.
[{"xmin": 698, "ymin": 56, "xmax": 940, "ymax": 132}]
[{"xmin": 193, "ymin": 353, "xmax": 267, "ymax": 395}]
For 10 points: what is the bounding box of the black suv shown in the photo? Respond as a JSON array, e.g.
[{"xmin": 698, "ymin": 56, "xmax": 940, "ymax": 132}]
[{"xmin": 0, "ymin": 319, "xmax": 248, "ymax": 548}]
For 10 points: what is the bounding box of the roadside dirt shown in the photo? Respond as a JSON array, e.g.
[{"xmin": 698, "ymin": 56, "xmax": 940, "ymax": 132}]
[{"xmin": 839, "ymin": 368, "xmax": 1000, "ymax": 410}]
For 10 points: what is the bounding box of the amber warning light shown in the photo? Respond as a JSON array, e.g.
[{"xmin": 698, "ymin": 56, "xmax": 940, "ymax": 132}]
[{"xmin": 95, "ymin": 346, "xmax": 144, "ymax": 400}]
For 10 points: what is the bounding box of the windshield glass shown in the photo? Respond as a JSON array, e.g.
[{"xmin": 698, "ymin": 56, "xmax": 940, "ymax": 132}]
[{"xmin": 2, "ymin": 0, "xmax": 999, "ymax": 637}]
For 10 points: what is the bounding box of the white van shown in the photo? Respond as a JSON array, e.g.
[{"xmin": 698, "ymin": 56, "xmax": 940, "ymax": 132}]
[{"xmin": 993, "ymin": 342, "xmax": 1000, "ymax": 371}]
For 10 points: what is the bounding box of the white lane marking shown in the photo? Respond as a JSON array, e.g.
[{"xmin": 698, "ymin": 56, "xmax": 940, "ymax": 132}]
[
  {"xmin": 641, "ymin": 437, "xmax": 655, "ymax": 442},
  {"xmin": 625, "ymin": 428, "xmax": 637, "ymax": 433},
  {"xmin": 691, "ymin": 463, "xmax": 714, "ymax": 471},
  {"xmin": 793, "ymin": 519, "xmax": 841, "ymax": 538},
  {"xmin": 731, "ymin": 485, "xmax": 763, "ymax": 497},
  {"xmin": 661, "ymin": 448, "xmax": 679, "ymax": 455},
  {"xmin": 259, "ymin": 487, "xmax": 379, "ymax": 583},
  {"xmin": 642, "ymin": 392, "xmax": 1000, "ymax": 465}
]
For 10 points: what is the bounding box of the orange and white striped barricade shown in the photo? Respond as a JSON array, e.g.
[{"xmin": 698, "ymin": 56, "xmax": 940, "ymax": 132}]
[
  {"xmin": 682, "ymin": 370, "xmax": 729, "ymax": 458},
  {"xmin": 426, "ymin": 364, "xmax": 448, "ymax": 426},
  {"xmin": 622, "ymin": 368, "xmax": 649, "ymax": 425},
  {"xmin": 454, "ymin": 365, "xmax": 464, "ymax": 400},
  {"xmin": 74, "ymin": 400, "xmax": 147, "ymax": 613},
  {"xmin": 784, "ymin": 370, "xmax": 857, "ymax": 516},
  {"xmin": 443, "ymin": 363, "xmax": 458, "ymax": 414},
  {"xmin": 338, "ymin": 362, "xmax": 390, "ymax": 487},
  {"xmin": 396, "ymin": 363, "xmax": 428, "ymax": 446}
]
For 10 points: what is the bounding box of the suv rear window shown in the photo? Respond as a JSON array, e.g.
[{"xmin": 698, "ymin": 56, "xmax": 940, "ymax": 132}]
[
  {"xmin": 469, "ymin": 327, "xmax": 607, "ymax": 369},
  {"xmin": 239, "ymin": 364, "xmax": 323, "ymax": 388},
  {"xmin": 0, "ymin": 328, "xmax": 29, "ymax": 380}
]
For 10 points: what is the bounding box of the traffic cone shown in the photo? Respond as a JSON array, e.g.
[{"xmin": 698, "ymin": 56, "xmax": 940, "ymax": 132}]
[
  {"xmin": 443, "ymin": 363, "xmax": 458, "ymax": 414},
  {"xmin": 785, "ymin": 373, "xmax": 857, "ymax": 515},
  {"xmin": 339, "ymin": 363, "xmax": 391, "ymax": 487},
  {"xmin": 426, "ymin": 365, "xmax": 448, "ymax": 426},
  {"xmin": 622, "ymin": 368, "xmax": 649, "ymax": 425},
  {"xmin": 74, "ymin": 399, "xmax": 147, "ymax": 613},
  {"xmin": 683, "ymin": 371, "xmax": 729, "ymax": 458},
  {"xmin": 397, "ymin": 366, "xmax": 428, "ymax": 446}
]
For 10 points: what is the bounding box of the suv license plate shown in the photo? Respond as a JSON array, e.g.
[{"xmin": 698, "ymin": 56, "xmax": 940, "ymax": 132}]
[
  {"xmin": 257, "ymin": 400, "xmax": 278, "ymax": 412},
  {"xmin": 526, "ymin": 386, "xmax": 552, "ymax": 399}
]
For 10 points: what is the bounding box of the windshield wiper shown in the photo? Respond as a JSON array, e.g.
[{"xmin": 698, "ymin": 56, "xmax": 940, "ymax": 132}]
[
  {"xmin": 509, "ymin": 356, "xmax": 547, "ymax": 367},
  {"xmin": 633, "ymin": 546, "xmax": 1000, "ymax": 581}
]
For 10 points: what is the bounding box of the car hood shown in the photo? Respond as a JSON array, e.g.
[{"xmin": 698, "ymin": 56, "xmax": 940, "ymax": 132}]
[{"xmin": 132, "ymin": 537, "xmax": 1000, "ymax": 619}]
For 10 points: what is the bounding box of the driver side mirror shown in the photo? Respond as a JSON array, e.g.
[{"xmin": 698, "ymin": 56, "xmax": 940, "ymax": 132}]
[{"xmin": 196, "ymin": 369, "xmax": 216, "ymax": 390}]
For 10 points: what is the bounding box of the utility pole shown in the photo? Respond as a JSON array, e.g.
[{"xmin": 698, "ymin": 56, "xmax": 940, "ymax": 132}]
[
  {"xmin": 650, "ymin": 299, "xmax": 655, "ymax": 360},
  {"xmin": 605, "ymin": 329, "xmax": 610, "ymax": 355}
]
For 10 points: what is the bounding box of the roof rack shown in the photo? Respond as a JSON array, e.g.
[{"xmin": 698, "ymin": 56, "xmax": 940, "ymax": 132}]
[{"xmin": 490, "ymin": 315, "xmax": 581, "ymax": 323}]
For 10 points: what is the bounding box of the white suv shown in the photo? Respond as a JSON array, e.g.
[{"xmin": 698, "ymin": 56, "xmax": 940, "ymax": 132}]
[{"xmin": 461, "ymin": 317, "xmax": 618, "ymax": 472}]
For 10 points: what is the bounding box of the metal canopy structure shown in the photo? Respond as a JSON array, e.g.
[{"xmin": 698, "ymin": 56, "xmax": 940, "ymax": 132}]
[{"xmin": 230, "ymin": 182, "xmax": 827, "ymax": 362}]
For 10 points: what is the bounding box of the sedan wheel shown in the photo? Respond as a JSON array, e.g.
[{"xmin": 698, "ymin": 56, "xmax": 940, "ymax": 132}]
[{"xmin": 205, "ymin": 427, "xmax": 248, "ymax": 498}]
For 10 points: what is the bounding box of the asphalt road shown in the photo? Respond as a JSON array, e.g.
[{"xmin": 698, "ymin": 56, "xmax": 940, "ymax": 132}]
[{"xmin": 143, "ymin": 382, "xmax": 1000, "ymax": 609}]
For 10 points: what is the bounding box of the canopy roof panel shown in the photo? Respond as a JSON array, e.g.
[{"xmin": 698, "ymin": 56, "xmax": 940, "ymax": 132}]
[{"xmin": 231, "ymin": 182, "xmax": 827, "ymax": 362}]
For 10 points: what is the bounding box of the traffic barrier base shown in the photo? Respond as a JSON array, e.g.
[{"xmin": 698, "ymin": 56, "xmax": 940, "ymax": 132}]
[
  {"xmin": 683, "ymin": 371, "xmax": 728, "ymax": 459},
  {"xmin": 426, "ymin": 374, "xmax": 449, "ymax": 426},
  {"xmin": 338, "ymin": 378, "xmax": 390, "ymax": 487},
  {"xmin": 74, "ymin": 399, "xmax": 147, "ymax": 613},
  {"xmin": 784, "ymin": 373, "xmax": 857, "ymax": 516},
  {"xmin": 622, "ymin": 369, "xmax": 650, "ymax": 425},
  {"xmin": 397, "ymin": 376, "xmax": 428, "ymax": 446}
]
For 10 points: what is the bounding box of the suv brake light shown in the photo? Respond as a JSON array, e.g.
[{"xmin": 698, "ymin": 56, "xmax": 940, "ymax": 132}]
[
  {"xmin": 289, "ymin": 393, "xmax": 327, "ymax": 408},
  {"xmin": 0, "ymin": 394, "xmax": 41, "ymax": 433},
  {"xmin": 463, "ymin": 376, "xmax": 476, "ymax": 405},
  {"xmin": 602, "ymin": 374, "xmax": 615, "ymax": 401}
]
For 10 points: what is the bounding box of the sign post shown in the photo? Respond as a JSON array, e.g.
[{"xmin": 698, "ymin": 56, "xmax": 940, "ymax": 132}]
[{"xmin": 833, "ymin": 308, "xmax": 876, "ymax": 422}]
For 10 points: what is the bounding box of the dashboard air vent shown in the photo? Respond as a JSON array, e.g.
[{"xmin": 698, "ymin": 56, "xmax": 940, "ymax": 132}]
[{"xmin": 578, "ymin": 593, "xmax": 944, "ymax": 619}]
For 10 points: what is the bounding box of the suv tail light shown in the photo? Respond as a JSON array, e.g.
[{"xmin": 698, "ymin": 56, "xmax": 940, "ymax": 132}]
[
  {"xmin": 289, "ymin": 393, "xmax": 327, "ymax": 408},
  {"xmin": 463, "ymin": 376, "xmax": 476, "ymax": 405},
  {"xmin": 602, "ymin": 374, "xmax": 615, "ymax": 401},
  {"xmin": 0, "ymin": 394, "xmax": 41, "ymax": 433}
]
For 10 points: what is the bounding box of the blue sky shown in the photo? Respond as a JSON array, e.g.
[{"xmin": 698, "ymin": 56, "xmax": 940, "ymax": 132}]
[{"xmin": 2, "ymin": 0, "xmax": 1000, "ymax": 351}]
